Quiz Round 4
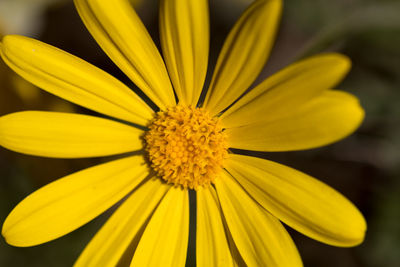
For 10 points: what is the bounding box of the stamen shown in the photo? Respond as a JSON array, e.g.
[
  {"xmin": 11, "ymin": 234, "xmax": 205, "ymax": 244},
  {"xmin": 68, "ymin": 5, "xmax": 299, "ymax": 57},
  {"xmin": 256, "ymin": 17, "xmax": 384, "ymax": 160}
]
[{"xmin": 144, "ymin": 105, "xmax": 228, "ymax": 190}]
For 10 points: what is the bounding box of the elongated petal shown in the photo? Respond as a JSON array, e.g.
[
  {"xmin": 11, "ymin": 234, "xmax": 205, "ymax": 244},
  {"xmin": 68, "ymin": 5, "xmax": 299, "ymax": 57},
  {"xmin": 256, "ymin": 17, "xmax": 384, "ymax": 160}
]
[
  {"xmin": 131, "ymin": 186, "xmax": 189, "ymax": 267},
  {"xmin": 0, "ymin": 111, "xmax": 143, "ymax": 158},
  {"xmin": 226, "ymin": 154, "xmax": 367, "ymax": 246},
  {"xmin": 75, "ymin": 178, "xmax": 170, "ymax": 267},
  {"xmin": 203, "ymin": 0, "xmax": 282, "ymax": 115},
  {"xmin": 215, "ymin": 171, "xmax": 302, "ymax": 267},
  {"xmin": 197, "ymin": 187, "xmax": 233, "ymax": 267},
  {"xmin": 221, "ymin": 53, "xmax": 351, "ymax": 128},
  {"xmin": 2, "ymin": 156, "xmax": 148, "ymax": 247},
  {"xmin": 0, "ymin": 35, "xmax": 153, "ymax": 126},
  {"xmin": 226, "ymin": 90, "xmax": 364, "ymax": 151},
  {"xmin": 74, "ymin": 0, "xmax": 175, "ymax": 109},
  {"xmin": 159, "ymin": 0, "xmax": 209, "ymax": 106}
]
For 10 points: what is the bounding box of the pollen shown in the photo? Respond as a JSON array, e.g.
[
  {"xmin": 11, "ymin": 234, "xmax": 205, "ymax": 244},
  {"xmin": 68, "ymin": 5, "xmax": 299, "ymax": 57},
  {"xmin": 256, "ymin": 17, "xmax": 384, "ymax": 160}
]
[{"xmin": 144, "ymin": 105, "xmax": 228, "ymax": 190}]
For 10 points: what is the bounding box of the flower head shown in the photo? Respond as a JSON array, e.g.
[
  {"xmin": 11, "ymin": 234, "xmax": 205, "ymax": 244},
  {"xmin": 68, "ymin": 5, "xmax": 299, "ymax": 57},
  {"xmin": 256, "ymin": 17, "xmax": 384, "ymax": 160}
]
[
  {"xmin": 0, "ymin": 0, "xmax": 366, "ymax": 266},
  {"xmin": 144, "ymin": 105, "xmax": 228, "ymax": 189}
]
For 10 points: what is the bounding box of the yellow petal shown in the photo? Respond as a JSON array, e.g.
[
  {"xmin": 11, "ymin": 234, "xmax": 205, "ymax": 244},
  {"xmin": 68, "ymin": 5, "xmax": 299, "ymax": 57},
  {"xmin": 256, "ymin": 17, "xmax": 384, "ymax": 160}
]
[
  {"xmin": 2, "ymin": 155, "xmax": 148, "ymax": 247},
  {"xmin": 0, "ymin": 35, "xmax": 153, "ymax": 126},
  {"xmin": 74, "ymin": 0, "xmax": 175, "ymax": 109},
  {"xmin": 215, "ymin": 171, "xmax": 302, "ymax": 267},
  {"xmin": 227, "ymin": 90, "xmax": 364, "ymax": 151},
  {"xmin": 221, "ymin": 53, "xmax": 351, "ymax": 128},
  {"xmin": 203, "ymin": 0, "xmax": 282, "ymax": 115},
  {"xmin": 226, "ymin": 154, "xmax": 367, "ymax": 246},
  {"xmin": 159, "ymin": 0, "xmax": 209, "ymax": 106},
  {"xmin": 227, "ymin": 233, "xmax": 247, "ymax": 267},
  {"xmin": 74, "ymin": 178, "xmax": 170, "ymax": 267},
  {"xmin": 0, "ymin": 111, "xmax": 143, "ymax": 158},
  {"xmin": 196, "ymin": 187, "xmax": 233, "ymax": 267},
  {"xmin": 131, "ymin": 186, "xmax": 189, "ymax": 267}
]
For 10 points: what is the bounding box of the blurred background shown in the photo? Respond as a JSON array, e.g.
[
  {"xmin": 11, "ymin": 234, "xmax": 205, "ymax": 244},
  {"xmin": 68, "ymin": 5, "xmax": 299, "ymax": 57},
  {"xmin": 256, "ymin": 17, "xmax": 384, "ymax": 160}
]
[{"xmin": 0, "ymin": 0, "xmax": 399, "ymax": 266}]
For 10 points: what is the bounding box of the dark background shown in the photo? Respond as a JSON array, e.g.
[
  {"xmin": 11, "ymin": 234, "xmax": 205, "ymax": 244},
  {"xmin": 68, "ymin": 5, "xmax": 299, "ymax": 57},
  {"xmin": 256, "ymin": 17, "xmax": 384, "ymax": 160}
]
[{"xmin": 1, "ymin": 0, "xmax": 399, "ymax": 266}]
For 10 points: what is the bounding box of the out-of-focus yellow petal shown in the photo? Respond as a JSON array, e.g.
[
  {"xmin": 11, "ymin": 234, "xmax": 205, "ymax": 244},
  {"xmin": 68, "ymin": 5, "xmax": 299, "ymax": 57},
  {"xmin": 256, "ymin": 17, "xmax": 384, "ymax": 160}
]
[
  {"xmin": 196, "ymin": 187, "xmax": 233, "ymax": 267},
  {"xmin": 0, "ymin": 35, "xmax": 153, "ymax": 126},
  {"xmin": 215, "ymin": 171, "xmax": 302, "ymax": 267},
  {"xmin": 131, "ymin": 186, "xmax": 189, "ymax": 267},
  {"xmin": 2, "ymin": 155, "xmax": 148, "ymax": 247},
  {"xmin": 159, "ymin": 0, "xmax": 209, "ymax": 106},
  {"xmin": 74, "ymin": 178, "xmax": 170, "ymax": 267},
  {"xmin": 0, "ymin": 111, "xmax": 143, "ymax": 158},
  {"xmin": 221, "ymin": 53, "xmax": 351, "ymax": 128},
  {"xmin": 74, "ymin": 0, "xmax": 175, "ymax": 109},
  {"xmin": 227, "ymin": 154, "xmax": 367, "ymax": 246},
  {"xmin": 227, "ymin": 90, "xmax": 364, "ymax": 151},
  {"xmin": 203, "ymin": 0, "xmax": 282, "ymax": 116}
]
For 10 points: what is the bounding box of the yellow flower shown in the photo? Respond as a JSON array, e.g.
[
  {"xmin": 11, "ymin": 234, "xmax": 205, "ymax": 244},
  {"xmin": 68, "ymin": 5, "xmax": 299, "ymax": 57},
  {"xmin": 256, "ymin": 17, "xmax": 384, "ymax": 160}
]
[{"xmin": 0, "ymin": 0, "xmax": 366, "ymax": 266}]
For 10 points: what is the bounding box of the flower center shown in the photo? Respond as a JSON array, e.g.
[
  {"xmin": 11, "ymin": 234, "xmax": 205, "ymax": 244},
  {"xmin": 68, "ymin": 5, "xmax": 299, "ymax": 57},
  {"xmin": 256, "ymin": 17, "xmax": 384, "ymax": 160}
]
[{"xmin": 144, "ymin": 105, "xmax": 228, "ymax": 190}]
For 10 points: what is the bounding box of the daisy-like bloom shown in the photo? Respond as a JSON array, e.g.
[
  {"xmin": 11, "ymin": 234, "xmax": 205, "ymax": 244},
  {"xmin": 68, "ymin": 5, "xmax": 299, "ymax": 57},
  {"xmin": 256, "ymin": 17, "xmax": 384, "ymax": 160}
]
[{"xmin": 0, "ymin": 0, "xmax": 366, "ymax": 266}]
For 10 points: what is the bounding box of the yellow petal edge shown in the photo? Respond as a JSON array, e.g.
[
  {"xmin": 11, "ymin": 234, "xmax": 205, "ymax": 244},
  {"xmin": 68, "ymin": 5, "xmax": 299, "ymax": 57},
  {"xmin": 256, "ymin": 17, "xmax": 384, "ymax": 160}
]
[
  {"xmin": 227, "ymin": 154, "xmax": 367, "ymax": 247},
  {"xmin": 2, "ymin": 156, "xmax": 148, "ymax": 247},
  {"xmin": 74, "ymin": 0, "xmax": 176, "ymax": 109},
  {"xmin": 0, "ymin": 111, "xmax": 143, "ymax": 158},
  {"xmin": 131, "ymin": 186, "xmax": 189, "ymax": 267},
  {"xmin": 227, "ymin": 90, "xmax": 365, "ymax": 151},
  {"xmin": 221, "ymin": 53, "xmax": 351, "ymax": 128},
  {"xmin": 204, "ymin": 0, "xmax": 282, "ymax": 115},
  {"xmin": 75, "ymin": 178, "xmax": 170, "ymax": 267},
  {"xmin": 196, "ymin": 187, "xmax": 233, "ymax": 267},
  {"xmin": 215, "ymin": 171, "xmax": 302, "ymax": 267},
  {"xmin": 160, "ymin": 0, "xmax": 209, "ymax": 106},
  {"xmin": 0, "ymin": 35, "xmax": 153, "ymax": 125}
]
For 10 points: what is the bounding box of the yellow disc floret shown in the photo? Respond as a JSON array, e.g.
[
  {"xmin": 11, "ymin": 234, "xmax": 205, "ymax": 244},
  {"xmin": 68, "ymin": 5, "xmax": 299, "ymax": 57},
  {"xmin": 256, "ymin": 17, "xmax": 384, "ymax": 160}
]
[{"xmin": 144, "ymin": 105, "xmax": 228, "ymax": 190}]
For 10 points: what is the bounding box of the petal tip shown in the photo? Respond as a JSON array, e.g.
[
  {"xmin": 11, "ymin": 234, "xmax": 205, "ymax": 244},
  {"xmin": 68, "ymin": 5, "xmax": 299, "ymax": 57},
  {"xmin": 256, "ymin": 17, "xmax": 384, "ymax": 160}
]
[
  {"xmin": 324, "ymin": 52, "xmax": 352, "ymax": 74},
  {"xmin": 350, "ymin": 209, "xmax": 368, "ymax": 246},
  {"xmin": 332, "ymin": 203, "xmax": 367, "ymax": 247},
  {"xmin": 1, "ymin": 218, "xmax": 22, "ymax": 247},
  {"xmin": 348, "ymin": 92, "xmax": 365, "ymax": 129},
  {"xmin": 343, "ymin": 219, "xmax": 367, "ymax": 247}
]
